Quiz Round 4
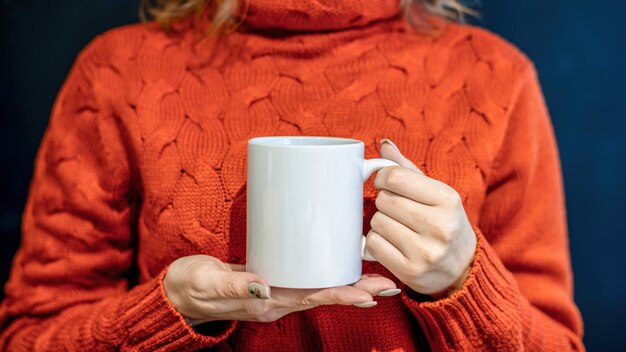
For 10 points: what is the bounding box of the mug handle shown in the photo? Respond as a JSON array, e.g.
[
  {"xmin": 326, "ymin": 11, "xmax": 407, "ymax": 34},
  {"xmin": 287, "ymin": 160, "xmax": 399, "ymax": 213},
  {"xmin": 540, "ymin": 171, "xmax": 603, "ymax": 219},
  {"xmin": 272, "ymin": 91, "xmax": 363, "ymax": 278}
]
[{"xmin": 361, "ymin": 158, "xmax": 399, "ymax": 261}]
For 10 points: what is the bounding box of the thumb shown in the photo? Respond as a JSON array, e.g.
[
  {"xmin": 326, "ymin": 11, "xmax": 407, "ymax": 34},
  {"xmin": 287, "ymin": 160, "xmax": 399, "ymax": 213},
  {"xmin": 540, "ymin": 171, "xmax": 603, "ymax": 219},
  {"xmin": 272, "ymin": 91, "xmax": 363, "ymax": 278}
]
[
  {"xmin": 224, "ymin": 263, "xmax": 272, "ymax": 299},
  {"xmin": 379, "ymin": 139, "xmax": 423, "ymax": 174}
]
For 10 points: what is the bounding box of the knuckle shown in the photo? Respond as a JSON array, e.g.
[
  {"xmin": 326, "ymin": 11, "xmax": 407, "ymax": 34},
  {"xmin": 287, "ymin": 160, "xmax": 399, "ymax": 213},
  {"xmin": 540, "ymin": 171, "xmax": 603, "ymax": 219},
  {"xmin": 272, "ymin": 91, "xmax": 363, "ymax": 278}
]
[
  {"xmin": 187, "ymin": 267, "xmax": 211, "ymax": 292},
  {"xmin": 365, "ymin": 231, "xmax": 379, "ymax": 252},
  {"xmin": 374, "ymin": 171, "xmax": 385, "ymax": 189},
  {"xmin": 438, "ymin": 218, "xmax": 460, "ymax": 242},
  {"xmin": 188, "ymin": 265, "xmax": 206, "ymax": 284},
  {"xmin": 370, "ymin": 212, "xmax": 384, "ymax": 231},
  {"xmin": 385, "ymin": 167, "xmax": 405, "ymax": 188},
  {"xmin": 385, "ymin": 190, "xmax": 400, "ymax": 208},
  {"xmin": 374, "ymin": 194, "xmax": 382, "ymax": 211},
  {"xmin": 440, "ymin": 185, "xmax": 462, "ymax": 206},
  {"xmin": 404, "ymin": 262, "xmax": 425, "ymax": 278},
  {"xmin": 220, "ymin": 278, "xmax": 239, "ymax": 298},
  {"xmin": 422, "ymin": 249, "xmax": 435, "ymax": 265},
  {"xmin": 295, "ymin": 295, "xmax": 314, "ymax": 306},
  {"xmin": 375, "ymin": 190, "xmax": 389, "ymax": 210},
  {"xmin": 437, "ymin": 224, "xmax": 453, "ymax": 242},
  {"xmin": 422, "ymin": 246, "xmax": 446, "ymax": 265}
]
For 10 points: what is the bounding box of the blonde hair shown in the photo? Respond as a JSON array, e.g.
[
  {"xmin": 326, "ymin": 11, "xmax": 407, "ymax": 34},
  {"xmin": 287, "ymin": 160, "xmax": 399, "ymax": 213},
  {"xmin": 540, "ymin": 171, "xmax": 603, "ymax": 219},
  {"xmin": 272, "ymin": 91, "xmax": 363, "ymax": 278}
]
[{"xmin": 140, "ymin": 0, "xmax": 477, "ymax": 34}]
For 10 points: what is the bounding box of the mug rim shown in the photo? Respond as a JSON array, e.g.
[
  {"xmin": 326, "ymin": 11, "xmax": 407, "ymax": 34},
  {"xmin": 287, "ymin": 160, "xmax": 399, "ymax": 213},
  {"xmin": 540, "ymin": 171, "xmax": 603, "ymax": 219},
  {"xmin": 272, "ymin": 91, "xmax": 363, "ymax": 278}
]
[{"xmin": 248, "ymin": 136, "xmax": 363, "ymax": 148}]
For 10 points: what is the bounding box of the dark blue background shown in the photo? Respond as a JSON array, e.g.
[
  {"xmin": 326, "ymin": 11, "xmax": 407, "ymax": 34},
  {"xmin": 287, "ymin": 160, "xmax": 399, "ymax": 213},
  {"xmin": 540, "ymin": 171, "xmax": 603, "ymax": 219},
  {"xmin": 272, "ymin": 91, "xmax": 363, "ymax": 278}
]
[{"xmin": 1, "ymin": 1, "xmax": 624, "ymax": 350}]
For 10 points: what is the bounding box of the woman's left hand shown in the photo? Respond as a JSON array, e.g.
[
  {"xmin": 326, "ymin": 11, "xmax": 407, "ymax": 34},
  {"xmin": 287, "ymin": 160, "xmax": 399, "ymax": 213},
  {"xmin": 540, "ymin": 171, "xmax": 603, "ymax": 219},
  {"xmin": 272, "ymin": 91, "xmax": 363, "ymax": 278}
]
[{"xmin": 364, "ymin": 139, "xmax": 478, "ymax": 298}]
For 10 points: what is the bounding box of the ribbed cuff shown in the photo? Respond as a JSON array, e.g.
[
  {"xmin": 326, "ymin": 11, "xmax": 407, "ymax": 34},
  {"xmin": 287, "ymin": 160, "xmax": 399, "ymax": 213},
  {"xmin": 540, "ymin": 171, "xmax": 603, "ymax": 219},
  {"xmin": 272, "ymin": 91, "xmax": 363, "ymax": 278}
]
[
  {"xmin": 115, "ymin": 268, "xmax": 237, "ymax": 351},
  {"xmin": 401, "ymin": 227, "xmax": 522, "ymax": 351}
]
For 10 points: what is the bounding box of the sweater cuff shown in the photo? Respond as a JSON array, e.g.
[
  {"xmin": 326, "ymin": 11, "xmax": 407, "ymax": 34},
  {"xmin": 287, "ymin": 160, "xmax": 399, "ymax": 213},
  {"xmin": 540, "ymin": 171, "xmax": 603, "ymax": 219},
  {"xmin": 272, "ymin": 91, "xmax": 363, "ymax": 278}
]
[
  {"xmin": 116, "ymin": 268, "xmax": 237, "ymax": 351},
  {"xmin": 401, "ymin": 226, "xmax": 521, "ymax": 351}
]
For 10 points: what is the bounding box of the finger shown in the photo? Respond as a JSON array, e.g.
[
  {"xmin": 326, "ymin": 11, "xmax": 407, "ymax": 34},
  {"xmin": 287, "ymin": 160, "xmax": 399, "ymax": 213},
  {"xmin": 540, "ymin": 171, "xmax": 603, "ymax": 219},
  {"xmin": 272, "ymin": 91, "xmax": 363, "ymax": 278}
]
[
  {"xmin": 380, "ymin": 139, "xmax": 423, "ymax": 174},
  {"xmin": 225, "ymin": 264, "xmax": 272, "ymax": 299},
  {"xmin": 272, "ymin": 285, "xmax": 374, "ymax": 308},
  {"xmin": 369, "ymin": 210, "xmax": 421, "ymax": 255},
  {"xmin": 364, "ymin": 230, "xmax": 408, "ymax": 275},
  {"xmin": 351, "ymin": 275, "xmax": 397, "ymax": 296},
  {"xmin": 361, "ymin": 273, "xmax": 384, "ymax": 278},
  {"xmin": 374, "ymin": 166, "xmax": 450, "ymax": 206},
  {"xmin": 226, "ymin": 263, "xmax": 246, "ymax": 272},
  {"xmin": 375, "ymin": 189, "xmax": 439, "ymax": 234},
  {"xmin": 204, "ymin": 270, "xmax": 271, "ymax": 300},
  {"xmin": 259, "ymin": 305, "xmax": 319, "ymax": 322}
]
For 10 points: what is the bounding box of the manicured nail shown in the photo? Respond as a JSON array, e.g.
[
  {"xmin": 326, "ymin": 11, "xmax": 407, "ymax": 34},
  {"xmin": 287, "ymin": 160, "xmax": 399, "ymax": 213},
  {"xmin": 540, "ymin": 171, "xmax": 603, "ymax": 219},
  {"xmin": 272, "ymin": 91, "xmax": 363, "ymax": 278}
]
[
  {"xmin": 377, "ymin": 288, "xmax": 401, "ymax": 297},
  {"xmin": 380, "ymin": 138, "xmax": 399, "ymax": 150},
  {"xmin": 248, "ymin": 282, "xmax": 271, "ymax": 299},
  {"xmin": 353, "ymin": 301, "xmax": 377, "ymax": 308}
]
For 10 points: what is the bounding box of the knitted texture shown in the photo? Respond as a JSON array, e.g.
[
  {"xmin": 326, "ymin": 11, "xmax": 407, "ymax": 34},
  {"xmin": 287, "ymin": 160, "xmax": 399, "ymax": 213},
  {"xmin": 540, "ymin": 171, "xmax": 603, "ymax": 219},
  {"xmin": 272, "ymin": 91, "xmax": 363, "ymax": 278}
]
[{"xmin": 0, "ymin": 0, "xmax": 584, "ymax": 350}]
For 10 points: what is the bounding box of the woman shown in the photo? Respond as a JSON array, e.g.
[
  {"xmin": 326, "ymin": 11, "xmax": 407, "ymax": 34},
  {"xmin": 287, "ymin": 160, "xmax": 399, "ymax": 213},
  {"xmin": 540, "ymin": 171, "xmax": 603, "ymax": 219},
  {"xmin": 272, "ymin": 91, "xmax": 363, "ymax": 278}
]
[{"xmin": 0, "ymin": 0, "xmax": 584, "ymax": 350}]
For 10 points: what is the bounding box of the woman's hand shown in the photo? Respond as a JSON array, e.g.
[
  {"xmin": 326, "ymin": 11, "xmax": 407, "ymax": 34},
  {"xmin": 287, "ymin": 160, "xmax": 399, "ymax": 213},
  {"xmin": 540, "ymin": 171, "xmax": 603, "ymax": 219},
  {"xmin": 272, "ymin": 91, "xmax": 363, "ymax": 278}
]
[
  {"xmin": 364, "ymin": 139, "xmax": 477, "ymax": 298},
  {"xmin": 164, "ymin": 255, "xmax": 399, "ymax": 325}
]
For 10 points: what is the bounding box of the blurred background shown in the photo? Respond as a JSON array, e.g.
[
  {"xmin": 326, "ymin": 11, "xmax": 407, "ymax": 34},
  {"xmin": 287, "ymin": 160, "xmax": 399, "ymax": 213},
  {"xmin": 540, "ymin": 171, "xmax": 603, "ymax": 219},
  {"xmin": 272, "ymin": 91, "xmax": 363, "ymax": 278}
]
[{"xmin": 1, "ymin": 0, "xmax": 624, "ymax": 349}]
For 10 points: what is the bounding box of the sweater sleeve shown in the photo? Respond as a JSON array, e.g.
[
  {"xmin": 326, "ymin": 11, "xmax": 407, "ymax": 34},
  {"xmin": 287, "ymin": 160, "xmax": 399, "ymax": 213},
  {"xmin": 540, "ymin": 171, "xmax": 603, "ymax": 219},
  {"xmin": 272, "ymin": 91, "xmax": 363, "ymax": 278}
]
[
  {"xmin": 0, "ymin": 35, "xmax": 236, "ymax": 351},
  {"xmin": 400, "ymin": 64, "xmax": 585, "ymax": 351}
]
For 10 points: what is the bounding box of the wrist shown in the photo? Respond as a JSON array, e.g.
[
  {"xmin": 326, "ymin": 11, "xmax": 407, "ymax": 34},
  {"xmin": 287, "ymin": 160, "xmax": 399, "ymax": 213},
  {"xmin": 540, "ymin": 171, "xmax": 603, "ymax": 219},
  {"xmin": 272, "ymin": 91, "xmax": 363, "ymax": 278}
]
[
  {"xmin": 429, "ymin": 264, "xmax": 471, "ymax": 300},
  {"xmin": 184, "ymin": 316, "xmax": 208, "ymax": 327},
  {"xmin": 429, "ymin": 227, "xmax": 477, "ymax": 299}
]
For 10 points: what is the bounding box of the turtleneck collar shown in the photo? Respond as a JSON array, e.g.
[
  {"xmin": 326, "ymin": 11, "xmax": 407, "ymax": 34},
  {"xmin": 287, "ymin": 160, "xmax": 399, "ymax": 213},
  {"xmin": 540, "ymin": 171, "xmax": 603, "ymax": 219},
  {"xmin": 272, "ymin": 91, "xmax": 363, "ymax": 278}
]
[{"xmin": 241, "ymin": 0, "xmax": 402, "ymax": 32}]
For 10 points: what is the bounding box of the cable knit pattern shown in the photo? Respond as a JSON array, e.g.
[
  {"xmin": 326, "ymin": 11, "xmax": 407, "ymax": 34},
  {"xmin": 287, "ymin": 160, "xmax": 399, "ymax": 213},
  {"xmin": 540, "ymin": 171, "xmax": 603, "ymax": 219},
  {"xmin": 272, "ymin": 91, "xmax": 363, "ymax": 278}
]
[{"xmin": 0, "ymin": 0, "xmax": 583, "ymax": 350}]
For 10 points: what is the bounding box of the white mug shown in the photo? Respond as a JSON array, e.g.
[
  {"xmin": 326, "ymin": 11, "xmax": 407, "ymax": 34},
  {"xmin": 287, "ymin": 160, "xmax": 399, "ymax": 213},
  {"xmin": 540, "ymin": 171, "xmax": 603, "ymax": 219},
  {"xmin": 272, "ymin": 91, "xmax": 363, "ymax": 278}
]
[{"xmin": 246, "ymin": 136, "xmax": 398, "ymax": 288}]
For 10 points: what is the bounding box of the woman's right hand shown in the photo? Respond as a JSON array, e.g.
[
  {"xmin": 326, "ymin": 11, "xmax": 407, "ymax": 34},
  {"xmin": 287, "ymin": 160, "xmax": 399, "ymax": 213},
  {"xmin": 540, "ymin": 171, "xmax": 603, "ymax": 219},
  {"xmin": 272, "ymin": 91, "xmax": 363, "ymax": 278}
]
[{"xmin": 163, "ymin": 255, "xmax": 399, "ymax": 325}]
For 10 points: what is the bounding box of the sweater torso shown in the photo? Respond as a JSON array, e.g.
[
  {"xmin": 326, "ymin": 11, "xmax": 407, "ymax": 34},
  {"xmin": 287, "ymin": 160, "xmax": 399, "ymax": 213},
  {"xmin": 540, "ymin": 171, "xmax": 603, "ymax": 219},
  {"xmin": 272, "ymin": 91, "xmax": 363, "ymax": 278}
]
[{"xmin": 82, "ymin": 4, "xmax": 528, "ymax": 350}]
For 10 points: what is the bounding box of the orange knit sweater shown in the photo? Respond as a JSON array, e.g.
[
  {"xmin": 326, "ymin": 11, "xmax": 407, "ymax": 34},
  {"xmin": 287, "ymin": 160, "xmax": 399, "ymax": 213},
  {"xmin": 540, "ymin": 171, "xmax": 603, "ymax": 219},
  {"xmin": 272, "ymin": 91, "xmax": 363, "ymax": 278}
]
[{"xmin": 0, "ymin": 0, "xmax": 584, "ymax": 350}]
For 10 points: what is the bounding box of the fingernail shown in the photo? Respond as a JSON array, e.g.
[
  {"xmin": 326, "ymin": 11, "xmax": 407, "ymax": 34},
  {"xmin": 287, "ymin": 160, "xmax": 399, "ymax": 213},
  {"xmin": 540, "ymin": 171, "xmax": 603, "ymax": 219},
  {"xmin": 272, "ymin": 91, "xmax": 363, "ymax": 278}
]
[
  {"xmin": 353, "ymin": 301, "xmax": 377, "ymax": 308},
  {"xmin": 377, "ymin": 288, "xmax": 401, "ymax": 297},
  {"xmin": 380, "ymin": 138, "xmax": 399, "ymax": 151},
  {"xmin": 248, "ymin": 282, "xmax": 271, "ymax": 299}
]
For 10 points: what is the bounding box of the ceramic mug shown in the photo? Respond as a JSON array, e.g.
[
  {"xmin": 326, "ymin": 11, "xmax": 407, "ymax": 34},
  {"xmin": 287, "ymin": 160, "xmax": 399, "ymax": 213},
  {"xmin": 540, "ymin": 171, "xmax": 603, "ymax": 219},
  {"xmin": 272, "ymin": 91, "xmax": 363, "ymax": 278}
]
[{"xmin": 246, "ymin": 136, "xmax": 398, "ymax": 288}]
